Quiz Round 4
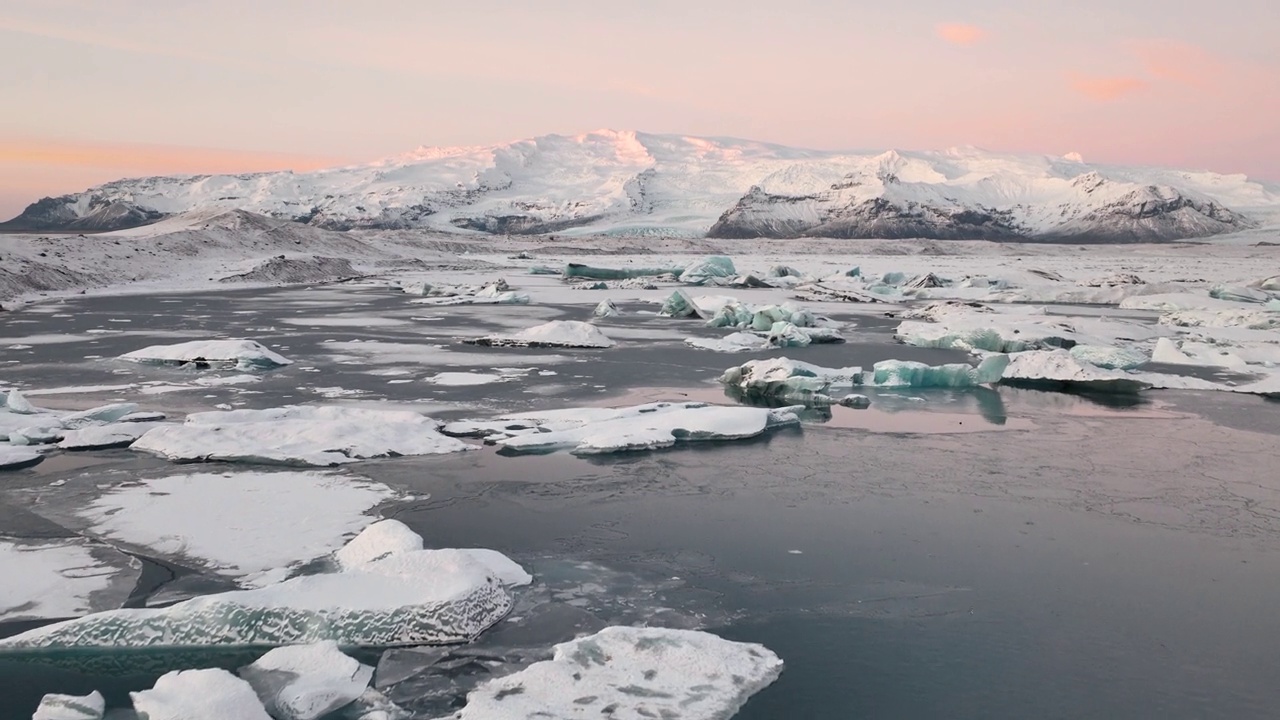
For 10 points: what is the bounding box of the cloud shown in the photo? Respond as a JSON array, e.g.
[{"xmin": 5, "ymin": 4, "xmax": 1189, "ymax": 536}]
[
  {"xmin": 0, "ymin": 139, "xmax": 346, "ymax": 175},
  {"xmin": 935, "ymin": 23, "xmax": 987, "ymax": 47},
  {"xmin": 1130, "ymin": 40, "xmax": 1225, "ymax": 89},
  {"xmin": 1067, "ymin": 74, "xmax": 1149, "ymax": 102}
]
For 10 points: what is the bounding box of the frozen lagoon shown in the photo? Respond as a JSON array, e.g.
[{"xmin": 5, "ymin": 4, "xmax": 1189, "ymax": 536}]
[{"xmin": 1, "ymin": 263, "xmax": 1280, "ymax": 719}]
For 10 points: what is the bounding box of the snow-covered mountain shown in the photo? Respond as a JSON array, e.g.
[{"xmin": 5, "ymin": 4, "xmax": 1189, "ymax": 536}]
[{"xmin": 5, "ymin": 130, "xmax": 1278, "ymax": 242}]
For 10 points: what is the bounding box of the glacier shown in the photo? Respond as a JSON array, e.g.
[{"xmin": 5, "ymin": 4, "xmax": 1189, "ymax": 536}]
[{"xmin": 450, "ymin": 626, "xmax": 783, "ymax": 720}]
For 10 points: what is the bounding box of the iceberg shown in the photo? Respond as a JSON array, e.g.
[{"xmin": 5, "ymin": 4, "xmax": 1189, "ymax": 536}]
[
  {"xmin": 59, "ymin": 422, "xmax": 161, "ymax": 450},
  {"xmin": 61, "ymin": 403, "xmax": 139, "ymax": 429},
  {"xmin": 658, "ymin": 289, "xmax": 704, "ymax": 318},
  {"xmin": 131, "ymin": 669, "xmax": 272, "ymax": 720},
  {"xmin": 767, "ymin": 321, "xmax": 811, "ymax": 348},
  {"xmin": 466, "ymin": 320, "xmax": 616, "ymax": 349},
  {"xmin": 131, "ymin": 405, "xmax": 473, "ymax": 466},
  {"xmin": 749, "ymin": 303, "xmax": 815, "ymax": 331},
  {"xmin": 872, "ymin": 355, "xmax": 1010, "ymax": 388},
  {"xmin": 335, "ymin": 520, "xmax": 532, "ymax": 586},
  {"xmin": 679, "ymin": 256, "xmax": 736, "ymax": 284},
  {"xmin": 0, "ymin": 445, "xmax": 43, "ymax": 470},
  {"xmin": 1151, "ymin": 337, "xmax": 1249, "ymax": 370},
  {"xmin": 705, "ymin": 301, "xmax": 755, "ymax": 328},
  {"xmin": 684, "ymin": 332, "xmax": 770, "ymax": 353},
  {"xmin": 895, "ymin": 319, "xmax": 1069, "ymax": 353},
  {"xmin": 1209, "ymin": 284, "xmax": 1272, "ymax": 304},
  {"xmin": 1001, "ymin": 350, "xmax": 1151, "ymax": 394},
  {"xmin": 0, "ymin": 547, "xmax": 514, "ymax": 650},
  {"xmin": 839, "ymin": 394, "xmax": 871, "ymax": 409},
  {"xmin": 720, "ymin": 357, "xmax": 862, "ymax": 403},
  {"xmin": 5, "ymin": 388, "xmax": 35, "ymax": 414},
  {"xmin": 564, "ymin": 263, "xmax": 683, "ymax": 280},
  {"xmin": 32, "ymin": 691, "xmax": 105, "ymax": 720},
  {"xmin": 451, "ymin": 627, "xmax": 782, "ymax": 720},
  {"xmin": 592, "ymin": 299, "xmax": 620, "ymax": 318},
  {"xmin": 793, "ymin": 281, "xmax": 886, "ymax": 303},
  {"xmin": 120, "ymin": 339, "xmax": 292, "ymax": 369},
  {"xmin": 411, "ymin": 291, "xmax": 529, "ymax": 306},
  {"xmin": 442, "ymin": 401, "xmax": 796, "ymax": 455},
  {"xmin": 239, "ymin": 641, "xmax": 374, "ymax": 720},
  {"xmin": 1068, "ymin": 345, "xmax": 1148, "ymax": 370}
]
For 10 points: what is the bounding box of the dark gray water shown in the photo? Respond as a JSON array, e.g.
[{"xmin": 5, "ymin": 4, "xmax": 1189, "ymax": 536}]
[{"xmin": 2, "ymin": 283, "xmax": 1279, "ymax": 718}]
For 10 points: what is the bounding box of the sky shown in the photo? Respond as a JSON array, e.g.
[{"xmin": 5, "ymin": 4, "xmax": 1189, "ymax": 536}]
[{"xmin": 2, "ymin": 0, "xmax": 1277, "ymax": 219}]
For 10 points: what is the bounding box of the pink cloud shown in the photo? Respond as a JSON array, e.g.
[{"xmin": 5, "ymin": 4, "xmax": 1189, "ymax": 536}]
[
  {"xmin": 935, "ymin": 23, "xmax": 987, "ymax": 47},
  {"xmin": 1130, "ymin": 40, "xmax": 1225, "ymax": 89},
  {"xmin": 1068, "ymin": 74, "xmax": 1149, "ymax": 101}
]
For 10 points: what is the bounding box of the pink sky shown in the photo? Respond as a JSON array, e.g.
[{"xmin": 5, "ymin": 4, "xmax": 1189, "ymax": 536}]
[{"xmin": 2, "ymin": 0, "xmax": 1277, "ymax": 219}]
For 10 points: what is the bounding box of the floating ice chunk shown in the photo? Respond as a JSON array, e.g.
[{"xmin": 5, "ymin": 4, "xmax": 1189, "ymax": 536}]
[
  {"xmin": 1159, "ymin": 308, "xmax": 1280, "ymax": 330},
  {"xmin": 119, "ymin": 411, "xmax": 167, "ymax": 423},
  {"xmin": 451, "ymin": 627, "xmax": 783, "ymax": 720},
  {"xmin": 592, "ymin": 299, "xmax": 620, "ymax": 318},
  {"xmin": 0, "ymin": 548, "xmax": 512, "ymax": 650},
  {"xmin": 1235, "ymin": 372, "xmax": 1280, "ymax": 398},
  {"xmin": 131, "ymin": 669, "xmax": 271, "ymax": 720},
  {"xmin": 32, "ymin": 691, "xmax": 105, "ymax": 720},
  {"xmin": 720, "ymin": 357, "xmax": 863, "ymax": 403},
  {"xmin": 59, "ymin": 422, "xmax": 160, "ymax": 450},
  {"xmin": 1119, "ymin": 293, "xmax": 1254, "ymax": 312},
  {"xmin": 0, "ymin": 539, "xmax": 139, "ymax": 621},
  {"xmin": 400, "ymin": 281, "xmax": 433, "ymax": 296},
  {"xmin": 769, "ymin": 264, "xmax": 802, "ymax": 278},
  {"xmin": 679, "ymin": 256, "xmax": 736, "ymax": 285},
  {"xmin": 564, "ymin": 263, "xmax": 683, "ymax": 280},
  {"xmin": 1084, "ymin": 273, "xmax": 1144, "ymax": 287},
  {"xmin": 239, "ymin": 641, "xmax": 374, "ymax": 720},
  {"xmin": 1209, "ymin": 284, "xmax": 1272, "ymax": 304},
  {"xmin": 705, "ymin": 301, "xmax": 755, "ymax": 328},
  {"xmin": 1068, "ymin": 345, "xmax": 1148, "ymax": 370},
  {"xmin": 1151, "ymin": 338, "xmax": 1249, "ymax": 370},
  {"xmin": 750, "ymin": 303, "xmax": 815, "ymax": 331},
  {"xmin": 898, "ymin": 300, "xmax": 996, "ymax": 322},
  {"xmin": 659, "ymin": 289, "xmax": 704, "ymax": 318},
  {"xmin": 61, "ymin": 403, "xmax": 139, "ymax": 429},
  {"xmin": 459, "ymin": 549, "xmax": 533, "ymax": 587},
  {"xmin": 839, "ymin": 394, "xmax": 871, "ymax": 408},
  {"xmin": 793, "ymin": 281, "xmax": 885, "ymax": 303},
  {"xmin": 412, "ymin": 292, "xmax": 530, "ymax": 306},
  {"xmin": 120, "ymin": 339, "xmax": 292, "ymax": 369},
  {"xmin": 905, "ymin": 272, "xmax": 948, "ymax": 289},
  {"xmin": 424, "ymin": 372, "xmax": 505, "ymax": 386},
  {"xmin": 871, "ymin": 355, "xmax": 1010, "ymax": 388},
  {"xmin": 0, "ymin": 446, "xmax": 42, "ymax": 470},
  {"xmin": 1001, "ymin": 350, "xmax": 1151, "ymax": 394},
  {"xmin": 75, "ymin": 471, "xmax": 396, "ymax": 584},
  {"xmin": 467, "ymin": 320, "xmax": 616, "ymax": 349},
  {"xmin": 684, "ymin": 332, "xmax": 771, "ymax": 353},
  {"xmin": 767, "ymin": 321, "xmax": 811, "ymax": 348},
  {"xmin": 896, "ymin": 319, "xmax": 1061, "ymax": 353},
  {"xmin": 5, "ymin": 388, "xmax": 35, "ymax": 414},
  {"xmin": 131, "ymin": 405, "xmax": 473, "ymax": 466},
  {"xmin": 499, "ymin": 404, "xmax": 780, "ymax": 455}
]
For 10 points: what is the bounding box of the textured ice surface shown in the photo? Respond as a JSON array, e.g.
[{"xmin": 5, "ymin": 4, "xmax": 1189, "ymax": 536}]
[
  {"xmin": 1069, "ymin": 345, "xmax": 1149, "ymax": 370},
  {"xmin": 239, "ymin": 641, "xmax": 373, "ymax": 720},
  {"xmin": 131, "ymin": 405, "xmax": 473, "ymax": 466},
  {"xmin": 720, "ymin": 357, "xmax": 863, "ymax": 403},
  {"xmin": 872, "ymin": 355, "xmax": 1010, "ymax": 388},
  {"xmin": 1002, "ymin": 350, "xmax": 1151, "ymax": 394},
  {"xmin": 75, "ymin": 471, "xmax": 395, "ymax": 585},
  {"xmin": 0, "ymin": 445, "xmax": 43, "ymax": 469},
  {"xmin": 451, "ymin": 627, "xmax": 783, "ymax": 720},
  {"xmin": 679, "ymin": 255, "xmax": 736, "ymax": 284},
  {"xmin": 684, "ymin": 332, "xmax": 770, "ymax": 353},
  {"xmin": 59, "ymin": 422, "xmax": 161, "ymax": 450},
  {"xmin": 0, "ymin": 547, "xmax": 512, "ymax": 650},
  {"xmin": 31, "ymin": 690, "xmax": 104, "ymax": 720},
  {"xmin": 0, "ymin": 539, "xmax": 139, "ymax": 622},
  {"xmin": 119, "ymin": 339, "xmax": 292, "ymax": 369},
  {"xmin": 444, "ymin": 401, "xmax": 790, "ymax": 455},
  {"xmin": 131, "ymin": 669, "xmax": 272, "ymax": 720},
  {"xmin": 659, "ymin": 289, "xmax": 704, "ymax": 318},
  {"xmin": 467, "ymin": 320, "xmax": 616, "ymax": 348}
]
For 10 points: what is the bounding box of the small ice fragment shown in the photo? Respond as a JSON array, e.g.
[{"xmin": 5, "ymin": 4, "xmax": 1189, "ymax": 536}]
[
  {"xmin": 32, "ymin": 690, "xmax": 105, "ymax": 720},
  {"xmin": 131, "ymin": 669, "xmax": 272, "ymax": 720},
  {"xmin": 592, "ymin": 299, "xmax": 621, "ymax": 318},
  {"xmin": 659, "ymin": 289, "xmax": 703, "ymax": 318},
  {"xmin": 239, "ymin": 641, "xmax": 373, "ymax": 720},
  {"xmin": 120, "ymin": 339, "xmax": 292, "ymax": 369},
  {"xmin": 467, "ymin": 321, "xmax": 615, "ymax": 349},
  {"xmin": 839, "ymin": 394, "xmax": 871, "ymax": 409}
]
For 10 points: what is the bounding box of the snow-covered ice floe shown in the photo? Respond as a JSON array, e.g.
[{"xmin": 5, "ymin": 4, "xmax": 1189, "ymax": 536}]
[
  {"xmin": 0, "ymin": 530, "xmax": 523, "ymax": 650},
  {"xmin": 685, "ymin": 331, "xmax": 771, "ymax": 353},
  {"xmin": 1001, "ymin": 350, "xmax": 1152, "ymax": 394},
  {"xmin": 894, "ymin": 311, "xmax": 1156, "ymax": 353},
  {"xmin": 58, "ymin": 422, "xmax": 161, "ymax": 450},
  {"xmin": 131, "ymin": 405, "xmax": 473, "ymax": 466},
  {"xmin": 74, "ymin": 471, "xmax": 397, "ymax": 586},
  {"xmin": 131, "ymin": 669, "xmax": 272, "ymax": 720},
  {"xmin": 0, "ymin": 538, "xmax": 139, "ymax": 622},
  {"xmin": 32, "ymin": 690, "xmax": 105, "ymax": 720},
  {"xmin": 336, "ymin": 519, "xmax": 533, "ymax": 586},
  {"xmin": 719, "ymin": 355, "xmax": 1009, "ymax": 403},
  {"xmin": 238, "ymin": 641, "xmax": 374, "ymax": 720},
  {"xmin": 119, "ymin": 339, "xmax": 292, "ymax": 369},
  {"xmin": 465, "ymin": 320, "xmax": 616, "ymax": 348},
  {"xmin": 450, "ymin": 626, "xmax": 783, "ymax": 720},
  {"xmin": 0, "ymin": 445, "xmax": 43, "ymax": 469},
  {"xmin": 442, "ymin": 401, "xmax": 799, "ymax": 455}
]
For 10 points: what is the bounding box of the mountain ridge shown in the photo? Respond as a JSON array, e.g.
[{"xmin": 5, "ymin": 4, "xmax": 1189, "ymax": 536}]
[{"xmin": 5, "ymin": 130, "xmax": 1278, "ymax": 242}]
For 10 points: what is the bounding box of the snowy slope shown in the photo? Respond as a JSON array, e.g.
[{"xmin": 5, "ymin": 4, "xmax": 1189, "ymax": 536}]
[{"xmin": 5, "ymin": 130, "xmax": 1278, "ymax": 242}]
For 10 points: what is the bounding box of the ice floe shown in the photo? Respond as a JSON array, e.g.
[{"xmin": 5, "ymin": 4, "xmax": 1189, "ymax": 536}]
[
  {"xmin": 238, "ymin": 641, "xmax": 374, "ymax": 720},
  {"xmin": 0, "ymin": 445, "xmax": 43, "ymax": 469},
  {"xmin": 450, "ymin": 626, "xmax": 782, "ymax": 720},
  {"xmin": 1068, "ymin": 345, "xmax": 1149, "ymax": 370},
  {"xmin": 1001, "ymin": 350, "xmax": 1152, "ymax": 394},
  {"xmin": 119, "ymin": 339, "xmax": 292, "ymax": 369},
  {"xmin": 720, "ymin": 357, "xmax": 863, "ymax": 403},
  {"xmin": 684, "ymin": 332, "xmax": 771, "ymax": 353},
  {"xmin": 31, "ymin": 691, "xmax": 105, "ymax": 720},
  {"xmin": 335, "ymin": 520, "xmax": 533, "ymax": 587},
  {"xmin": 443, "ymin": 401, "xmax": 798, "ymax": 455},
  {"xmin": 58, "ymin": 422, "xmax": 162, "ymax": 450},
  {"xmin": 466, "ymin": 320, "xmax": 616, "ymax": 349},
  {"xmin": 0, "ymin": 538, "xmax": 139, "ymax": 622},
  {"xmin": 872, "ymin": 356, "xmax": 1010, "ymax": 388},
  {"xmin": 0, "ymin": 543, "xmax": 517, "ymax": 650},
  {"xmin": 131, "ymin": 669, "xmax": 272, "ymax": 720},
  {"xmin": 73, "ymin": 471, "xmax": 396, "ymax": 585},
  {"xmin": 424, "ymin": 372, "xmax": 507, "ymax": 386},
  {"xmin": 592, "ymin": 299, "xmax": 620, "ymax": 317},
  {"xmin": 131, "ymin": 405, "xmax": 473, "ymax": 466}
]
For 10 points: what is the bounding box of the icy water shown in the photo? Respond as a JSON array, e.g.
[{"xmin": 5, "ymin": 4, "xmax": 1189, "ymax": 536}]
[{"xmin": 3, "ymin": 284, "xmax": 1280, "ymax": 718}]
